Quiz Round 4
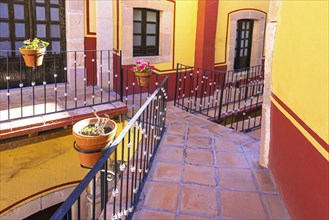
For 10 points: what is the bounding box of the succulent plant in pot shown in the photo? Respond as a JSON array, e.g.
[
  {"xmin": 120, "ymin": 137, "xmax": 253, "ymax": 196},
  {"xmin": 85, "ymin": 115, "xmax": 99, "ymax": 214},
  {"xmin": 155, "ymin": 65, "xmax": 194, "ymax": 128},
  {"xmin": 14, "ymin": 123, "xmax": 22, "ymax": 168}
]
[
  {"xmin": 73, "ymin": 112, "xmax": 117, "ymax": 168},
  {"xmin": 19, "ymin": 38, "xmax": 49, "ymax": 67}
]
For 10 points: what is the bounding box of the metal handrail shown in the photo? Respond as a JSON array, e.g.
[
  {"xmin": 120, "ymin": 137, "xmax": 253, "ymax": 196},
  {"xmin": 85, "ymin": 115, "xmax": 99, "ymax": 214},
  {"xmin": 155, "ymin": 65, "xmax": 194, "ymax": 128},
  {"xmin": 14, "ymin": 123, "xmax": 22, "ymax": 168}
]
[{"xmin": 50, "ymin": 75, "xmax": 168, "ymax": 220}]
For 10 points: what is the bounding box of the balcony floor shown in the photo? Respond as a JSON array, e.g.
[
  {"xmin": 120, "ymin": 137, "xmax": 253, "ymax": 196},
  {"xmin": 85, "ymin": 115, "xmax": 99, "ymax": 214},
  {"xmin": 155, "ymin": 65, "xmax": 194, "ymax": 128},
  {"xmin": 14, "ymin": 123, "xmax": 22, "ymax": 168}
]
[{"xmin": 132, "ymin": 102, "xmax": 290, "ymax": 219}]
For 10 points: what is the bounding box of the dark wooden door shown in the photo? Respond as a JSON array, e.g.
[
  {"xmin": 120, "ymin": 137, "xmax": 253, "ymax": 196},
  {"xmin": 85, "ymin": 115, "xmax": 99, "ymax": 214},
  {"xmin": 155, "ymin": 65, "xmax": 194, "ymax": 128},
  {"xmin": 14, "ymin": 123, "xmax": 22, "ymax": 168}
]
[{"xmin": 234, "ymin": 19, "xmax": 254, "ymax": 70}]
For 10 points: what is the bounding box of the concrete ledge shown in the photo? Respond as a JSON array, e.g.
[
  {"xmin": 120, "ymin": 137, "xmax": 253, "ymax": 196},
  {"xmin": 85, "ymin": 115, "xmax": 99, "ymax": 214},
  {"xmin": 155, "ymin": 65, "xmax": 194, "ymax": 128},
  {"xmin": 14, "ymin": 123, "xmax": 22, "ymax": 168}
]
[{"xmin": 0, "ymin": 102, "xmax": 128, "ymax": 141}]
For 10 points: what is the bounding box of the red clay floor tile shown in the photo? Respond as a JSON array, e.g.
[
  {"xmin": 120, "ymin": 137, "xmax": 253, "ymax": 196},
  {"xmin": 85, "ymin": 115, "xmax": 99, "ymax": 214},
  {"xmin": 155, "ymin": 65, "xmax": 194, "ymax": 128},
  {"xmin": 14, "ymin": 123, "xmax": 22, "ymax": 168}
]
[
  {"xmin": 133, "ymin": 209, "xmax": 176, "ymax": 220},
  {"xmin": 185, "ymin": 149, "xmax": 214, "ymax": 166},
  {"xmin": 262, "ymin": 194, "xmax": 290, "ymax": 220},
  {"xmin": 180, "ymin": 185, "xmax": 219, "ymax": 216},
  {"xmin": 143, "ymin": 182, "xmax": 179, "ymax": 211},
  {"xmin": 214, "ymin": 136, "xmax": 243, "ymax": 152},
  {"xmin": 183, "ymin": 164, "xmax": 217, "ymax": 187},
  {"xmin": 216, "ymin": 151, "xmax": 249, "ymax": 168},
  {"xmin": 221, "ymin": 190, "xmax": 267, "ymax": 219},
  {"xmin": 157, "ymin": 145, "xmax": 184, "ymax": 163},
  {"xmin": 253, "ymin": 169, "xmax": 277, "ymax": 193},
  {"xmin": 221, "ymin": 131, "xmax": 254, "ymax": 145},
  {"xmin": 152, "ymin": 162, "xmax": 182, "ymax": 182},
  {"xmin": 186, "ymin": 136, "xmax": 212, "ymax": 149},
  {"xmin": 242, "ymin": 140, "xmax": 261, "ymax": 154},
  {"xmin": 218, "ymin": 168, "xmax": 257, "ymax": 190},
  {"xmin": 162, "ymin": 134, "xmax": 185, "ymax": 146}
]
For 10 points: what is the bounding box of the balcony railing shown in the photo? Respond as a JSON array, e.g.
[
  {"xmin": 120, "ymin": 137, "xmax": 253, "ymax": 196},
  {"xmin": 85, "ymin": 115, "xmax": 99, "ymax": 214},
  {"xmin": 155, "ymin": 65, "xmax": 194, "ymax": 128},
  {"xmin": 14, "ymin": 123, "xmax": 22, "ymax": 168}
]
[
  {"xmin": 174, "ymin": 63, "xmax": 264, "ymax": 132},
  {"xmin": 0, "ymin": 49, "xmax": 122, "ymax": 122},
  {"xmin": 50, "ymin": 75, "xmax": 168, "ymax": 219}
]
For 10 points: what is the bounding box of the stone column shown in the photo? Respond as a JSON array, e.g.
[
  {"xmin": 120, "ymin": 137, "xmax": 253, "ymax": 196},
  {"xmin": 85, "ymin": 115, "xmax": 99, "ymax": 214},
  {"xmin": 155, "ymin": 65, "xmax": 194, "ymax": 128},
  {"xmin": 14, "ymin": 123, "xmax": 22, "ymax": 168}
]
[
  {"xmin": 65, "ymin": 0, "xmax": 85, "ymax": 89},
  {"xmin": 259, "ymin": 1, "xmax": 281, "ymax": 167},
  {"xmin": 96, "ymin": 1, "xmax": 113, "ymax": 90}
]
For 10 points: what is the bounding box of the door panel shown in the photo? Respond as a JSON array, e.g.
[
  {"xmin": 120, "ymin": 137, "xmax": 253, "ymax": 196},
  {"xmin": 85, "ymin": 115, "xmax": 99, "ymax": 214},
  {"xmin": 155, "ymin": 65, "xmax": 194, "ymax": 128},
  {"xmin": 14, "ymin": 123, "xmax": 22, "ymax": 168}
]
[{"xmin": 234, "ymin": 19, "xmax": 254, "ymax": 70}]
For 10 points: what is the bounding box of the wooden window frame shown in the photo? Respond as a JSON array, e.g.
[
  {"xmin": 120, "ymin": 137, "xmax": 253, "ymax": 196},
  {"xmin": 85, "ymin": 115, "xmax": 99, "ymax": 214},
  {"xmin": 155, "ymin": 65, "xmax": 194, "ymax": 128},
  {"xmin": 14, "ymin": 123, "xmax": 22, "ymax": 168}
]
[{"xmin": 133, "ymin": 8, "xmax": 160, "ymax": 57}]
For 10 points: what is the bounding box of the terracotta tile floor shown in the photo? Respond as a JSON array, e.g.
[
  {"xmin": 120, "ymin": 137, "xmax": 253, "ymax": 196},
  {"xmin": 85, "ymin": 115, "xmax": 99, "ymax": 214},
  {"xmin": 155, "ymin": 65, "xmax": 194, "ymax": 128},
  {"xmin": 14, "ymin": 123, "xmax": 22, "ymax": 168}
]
[{"xmin": 132, "ymin": 102, "xmax": 290, "ymax": 220}]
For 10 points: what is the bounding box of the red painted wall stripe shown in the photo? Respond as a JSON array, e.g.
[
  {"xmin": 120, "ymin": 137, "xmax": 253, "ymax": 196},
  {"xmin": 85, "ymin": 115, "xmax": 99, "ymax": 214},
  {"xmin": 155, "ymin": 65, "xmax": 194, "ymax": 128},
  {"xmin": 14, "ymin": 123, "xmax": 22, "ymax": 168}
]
[
  {"xmin": 194, "ymin": 0, "xmax": 219, "ymax": 69},
  {"xmin": 269, "ymin": 103, "xmax": 329, "ymax": 219},
  {"xmin": 272, "ymin": 92, "xmax": 329, "ymax": 152}
]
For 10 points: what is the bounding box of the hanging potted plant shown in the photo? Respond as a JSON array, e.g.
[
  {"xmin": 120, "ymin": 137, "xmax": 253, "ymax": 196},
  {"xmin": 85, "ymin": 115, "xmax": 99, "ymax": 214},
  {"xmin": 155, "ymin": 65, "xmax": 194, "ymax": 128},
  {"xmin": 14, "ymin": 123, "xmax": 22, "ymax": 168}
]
[
  {"xmin": 73, "ymin": 112, "xmax": 117, "ymax": 168},
  {"xmin": 19, "ymin": 38, "xmax": 49, "ymax": 67},
  {"xmin": 131, "ymin": 60, "xmax": 155, "ymax": 87}
]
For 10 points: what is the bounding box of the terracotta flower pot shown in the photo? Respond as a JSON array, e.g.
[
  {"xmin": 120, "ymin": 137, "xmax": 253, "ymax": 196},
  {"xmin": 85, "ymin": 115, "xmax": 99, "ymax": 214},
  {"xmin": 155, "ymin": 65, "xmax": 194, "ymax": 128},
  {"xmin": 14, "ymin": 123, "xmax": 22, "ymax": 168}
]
[
  {"xmin": 73, "ymin": 118, "xmax": 117, "ymax": 168},
  {"xmin": 134, "ymin": 71, "xmax": 152, "ymax": 87},
  {"xmin": 19, "ymin": 47, "xmax": 46, "ymax": 67}
]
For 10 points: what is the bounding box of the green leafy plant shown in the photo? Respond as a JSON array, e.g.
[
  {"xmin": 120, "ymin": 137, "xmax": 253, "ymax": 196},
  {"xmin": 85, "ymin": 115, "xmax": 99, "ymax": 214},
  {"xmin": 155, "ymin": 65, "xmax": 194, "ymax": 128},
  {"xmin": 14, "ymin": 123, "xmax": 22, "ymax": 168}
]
[
  {"xmin": 80, "ymin": 112, "xmax": 112, "ymax": 136},
  {"xmin": 20, "ymin": 38, "xmax": 49, "ymax": 50}
]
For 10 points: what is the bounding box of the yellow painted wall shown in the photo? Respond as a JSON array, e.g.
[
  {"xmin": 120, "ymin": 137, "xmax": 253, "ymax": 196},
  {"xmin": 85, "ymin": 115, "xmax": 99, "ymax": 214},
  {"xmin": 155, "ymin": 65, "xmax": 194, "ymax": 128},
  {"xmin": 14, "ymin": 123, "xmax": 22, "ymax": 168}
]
[
  {"xmin": 271, "ymin": 1, "xmax": 329, "ymax": 143},
  {"xmin": 0, "ymin": 135, "xmax": 88, "ymax": 215},
  {"xmin": 114, "ymin": 0, "xmax": 197, "ymax": 72},
  {"xmin": 215, "ymin": 1, "xmax": 269, "ymax": 65},
  {"xmin": 173, "ymin": 0, "xmax": 198, "ymax": 68},
  {"xmin": 0, "ymin": 122, "xmax": 131, "ymax": 215}
]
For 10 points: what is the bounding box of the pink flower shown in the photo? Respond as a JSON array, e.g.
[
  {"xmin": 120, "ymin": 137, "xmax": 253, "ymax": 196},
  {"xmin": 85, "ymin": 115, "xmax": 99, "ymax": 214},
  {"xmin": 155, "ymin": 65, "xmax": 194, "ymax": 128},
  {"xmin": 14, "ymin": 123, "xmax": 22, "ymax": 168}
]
[
  {"xmin": 136, "ymin": 60, "xmax": 141, "ymax": 64},
  {"xmin": 138, "ymin": 64, "xmax": 145, "ymax": 71},
  {"xmin": 150, "ymin": 66, "xmax": 155, "ymax": 70}
]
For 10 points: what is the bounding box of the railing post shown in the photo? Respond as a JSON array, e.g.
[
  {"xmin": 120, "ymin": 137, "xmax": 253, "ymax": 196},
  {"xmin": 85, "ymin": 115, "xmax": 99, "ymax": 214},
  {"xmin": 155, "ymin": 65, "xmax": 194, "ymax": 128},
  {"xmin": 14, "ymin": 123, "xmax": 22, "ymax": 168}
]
[
  {"xmin": 120, "ymin": 50, "xmax": 123, "ymax": 102},
  {"xmin": 217, "ymin": 71, "xmax": 226, "ymax": 122},
  {"xmin": 174, "ymin": 63, "xmax": 179, "ymax": 106}
]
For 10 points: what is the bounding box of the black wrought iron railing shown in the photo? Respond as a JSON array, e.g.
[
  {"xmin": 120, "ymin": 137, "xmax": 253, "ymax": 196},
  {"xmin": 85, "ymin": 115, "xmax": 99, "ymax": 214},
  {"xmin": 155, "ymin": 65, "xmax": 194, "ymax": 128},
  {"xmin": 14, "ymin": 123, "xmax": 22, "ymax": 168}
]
[
  {"xmin": 0, "ymin": 49, "xmax": 122, "ymax": 122},
  {"xmin": 174, "ymin": 63, "xmax": 264, "ymax": 132},
  {"xmin": 50, "ymin": 75, "xmax": 168, "ymax": 220}
]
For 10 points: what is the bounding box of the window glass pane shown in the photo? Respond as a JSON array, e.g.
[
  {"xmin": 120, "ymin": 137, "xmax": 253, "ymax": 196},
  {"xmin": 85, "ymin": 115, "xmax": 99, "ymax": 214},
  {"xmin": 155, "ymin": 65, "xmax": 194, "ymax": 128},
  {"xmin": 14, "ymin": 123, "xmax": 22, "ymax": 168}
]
[
  {"xmin": 0, "ymin": 3, "xmax": 8, "ymax": 18},
  {"xmin": 0, "ymin": 41, "xmax": 11, "ymax": 51},
  {"xmin": 246, "ymin": 22, "xmax": 250, "ymax": 29},
  {"xmin": 36, "ymin": 0, "xmax": 45, "ymax": 3},
  {"xmin": 50, "ymin": 24, "xmax": 60, "ymax": 37},
  {"xmin": 14, "ymin": 4, "xmax": 24, "ymax": 19},
  {"xmin": 50, "ymin": 8, "xmax": 59, "ymax": 21},
  {"xmin": 246, "ymin": 30, "xmax": 249, "ymax": 38},
  {"xmin": 50, "ymin": 0, "xmax": 59, "ymax": 4},
  {"xmin": 146, "ymin": 36, "xmax": 155, "ymax": 46},
  {"xmin": 242, "ymin": 21, "xmax": 245, "ymax": 29},
  {"xmin": 15, "ymin": 23, "xmax": 25, "ymax": 37},
  {"xmin": 133, "ymin": 10, "xmax": 141, "ymax": 21},
  {"xmin": 133, "ymin": 22, "xmax": 141, "ymax": 34},
  {"xmin": 146, "ymin": 11, "xmax": 157, "ymax": 22},
  {"xmin": 36, "ymin": 6, "xmax": 46, "ymax": 20},
  {"xmin": 15, "ymin": 41, "xmax": 23, "ymax": 50},
  {"xmin": 133, "ymin": 36, "xmax": 141, "ymax": 46},
  {"xmin": 241, "ymin": 31, "xmax": 245, "ymax": 38},
  {"xmin": 0, "ymin": 23, "xmax": 9, "ymax": 37},
  {"xmin": 240, "ymin": 40, "xmax": 244, "ymax": 48},
  {"xmin": 37, "ymin": 24, "xmax": 46, "ymax": 37},
  {"xmin": 240, "ymin": 49, "xmax": 243, "ymax": 57},
  {"xmin": 52, "ymin": 41, "xmax": 60, "ymax": 53},
  {"xmin": 146, "ymin": 23, "xmax": 156, "ymax": 34},
  {"xmin": 245, "ymin": 39, "xmax": 248, "ymax": 46},
  {"xmin": 244, "ymin": 48, "xmax": 248, "ymax": 56},
  {"xmin": 16, "ymin": 41, "xmax": 23, "ymax": 55}
]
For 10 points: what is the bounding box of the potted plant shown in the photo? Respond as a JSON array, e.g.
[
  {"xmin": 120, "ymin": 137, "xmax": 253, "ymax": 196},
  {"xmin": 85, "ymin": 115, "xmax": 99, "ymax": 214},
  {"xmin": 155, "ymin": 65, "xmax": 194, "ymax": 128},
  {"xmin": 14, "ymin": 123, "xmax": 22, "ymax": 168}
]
[
  {"xmin": 19, "ymin": 38, "xmax": 49, "ymax": 67},
  {"xmin": 131, "ymin": 60, "xmax": 155, "ymax": 87},
  {"xmin": 73, "ymin": 112, "xmax": 117, "ymax": 168}
]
